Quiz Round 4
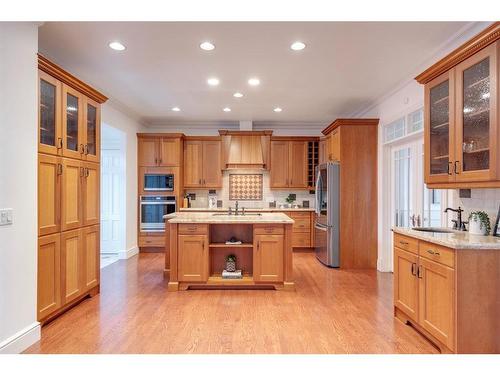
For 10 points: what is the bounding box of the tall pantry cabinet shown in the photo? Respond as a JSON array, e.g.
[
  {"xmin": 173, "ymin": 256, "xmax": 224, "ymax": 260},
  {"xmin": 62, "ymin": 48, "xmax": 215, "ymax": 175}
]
[{"xmin": 37, "ymin": 54, "xmax": 108, "ymax": 324}]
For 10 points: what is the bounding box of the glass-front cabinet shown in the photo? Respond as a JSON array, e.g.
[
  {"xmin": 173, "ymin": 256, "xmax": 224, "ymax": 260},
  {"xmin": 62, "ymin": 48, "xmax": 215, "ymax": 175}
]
[
  {"xmin": 62, "ymin": 84, "xmax": 83, "ymax": 159},
  {"xmin": 84, "ymin": 98, "xmax": 100, "ymax": 163},
  {"xmin": 424, "ymin": 40, "xmax": 498, "ymax": 186},
  {"xmin": 38, "ymin": 71, "xmax": 62, "ymax": 155},
  {"xmin": 425, "ymin": 70, "xmax": 455, "ymax": 184},
  {"xmin": 454, "ymin": 42, "xmax": 497, "ymax": 182}
]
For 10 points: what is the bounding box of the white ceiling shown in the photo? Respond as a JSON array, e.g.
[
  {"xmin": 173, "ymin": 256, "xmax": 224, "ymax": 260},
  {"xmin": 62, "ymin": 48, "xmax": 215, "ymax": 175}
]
[{"xmin": 38, "ymin": 22, "xmax": 469, "ymax": 126}]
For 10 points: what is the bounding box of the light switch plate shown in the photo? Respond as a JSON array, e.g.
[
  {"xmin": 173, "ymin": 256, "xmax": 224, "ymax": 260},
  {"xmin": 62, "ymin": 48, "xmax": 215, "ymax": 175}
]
[{"xmin": 0, "ymin": 208, "xmax": 13, "ymax": 226}]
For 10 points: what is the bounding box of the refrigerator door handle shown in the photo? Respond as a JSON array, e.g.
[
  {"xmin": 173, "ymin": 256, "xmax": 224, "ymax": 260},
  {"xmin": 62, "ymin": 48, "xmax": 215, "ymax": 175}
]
[
  {"xmin": 314, "ymin": 223, "xmax": 328, "ymax": 231},
  {"xmin": 315, "ymin": 169, "xmax": 322, "ymax": 215}
]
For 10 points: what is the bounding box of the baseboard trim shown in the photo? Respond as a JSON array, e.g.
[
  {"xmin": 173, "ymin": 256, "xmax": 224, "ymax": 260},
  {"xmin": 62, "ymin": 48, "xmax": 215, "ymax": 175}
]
[
  {"xmin": 118, "ymin": 246, "xmax": 139, "ymax": 260},
  {"xmin": 0, "ymin": 322, "xmax": 40, "ymax": 354}
]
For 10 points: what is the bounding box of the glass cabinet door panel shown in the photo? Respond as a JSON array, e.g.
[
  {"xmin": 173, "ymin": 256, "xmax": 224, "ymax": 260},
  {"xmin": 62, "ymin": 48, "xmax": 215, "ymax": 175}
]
[
  {"xmin": 461, "ymin": 57, "xmax": 490, "ymax": 172},
  {"xmin": 429, "ymin": 79, "xmax": 450, "ymax": 175},
  {"xmin": 40, "ymin": 79, "xmax": 56, "ymax": 146},
  {"xmin": 86, "ymin": 104, "xmax": 97, "ymax": 156},
  {"xmin": 66, "ymin": 93, "xmax": 79, "ymax": 152}
]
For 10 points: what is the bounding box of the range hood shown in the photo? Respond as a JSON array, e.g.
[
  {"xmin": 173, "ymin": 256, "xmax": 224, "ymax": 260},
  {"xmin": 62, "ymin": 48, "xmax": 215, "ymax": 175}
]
[{"xmin": 219, "ymin": 127, "xmax": 273, "ymax": 170}]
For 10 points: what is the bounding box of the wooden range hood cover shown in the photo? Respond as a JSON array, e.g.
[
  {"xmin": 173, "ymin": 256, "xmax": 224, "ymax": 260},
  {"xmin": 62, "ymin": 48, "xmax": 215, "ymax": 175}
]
[{"xmin": 218, "ymin": 130, "xmax": 273, "ymax": 169}]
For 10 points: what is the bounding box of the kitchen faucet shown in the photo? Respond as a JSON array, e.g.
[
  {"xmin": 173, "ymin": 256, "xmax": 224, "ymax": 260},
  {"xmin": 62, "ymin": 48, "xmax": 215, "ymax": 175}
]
[{"xmin": 444, "ymin": 206, "xmax": 467, "ymax": 231}]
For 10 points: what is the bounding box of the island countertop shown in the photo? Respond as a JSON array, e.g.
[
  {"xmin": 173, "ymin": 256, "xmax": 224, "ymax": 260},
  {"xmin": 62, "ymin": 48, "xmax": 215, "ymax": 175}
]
[
  {"xmin": 164, "ymin": 212, "xmax": 294, "ymax": 224},
  {"xmin": 393, "ymin": 227, "xmax": 500, "ymax": 250},
  {"xmin": 179, "ymin": 207, "xmax": 315, "ymax": 212}
]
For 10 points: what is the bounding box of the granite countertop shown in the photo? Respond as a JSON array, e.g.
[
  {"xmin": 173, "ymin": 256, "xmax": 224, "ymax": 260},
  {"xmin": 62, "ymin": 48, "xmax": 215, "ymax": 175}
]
[
  {"xmin": 164, "ymin": 212, "xmax": 294, "ymax": 224},
  {"xmin": 393, "ymin": 227, "xmax": 500, "ymax": 250},
  {"xmin": 180, "ymin": 207, "xmax": 315, "ymax": 212}
]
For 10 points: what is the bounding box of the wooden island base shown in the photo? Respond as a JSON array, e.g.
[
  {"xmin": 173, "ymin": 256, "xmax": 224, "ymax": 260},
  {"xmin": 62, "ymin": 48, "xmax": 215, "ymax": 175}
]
[{"xmin": 164, "ymin": 214, "xmax": 295, "ymax": 291}]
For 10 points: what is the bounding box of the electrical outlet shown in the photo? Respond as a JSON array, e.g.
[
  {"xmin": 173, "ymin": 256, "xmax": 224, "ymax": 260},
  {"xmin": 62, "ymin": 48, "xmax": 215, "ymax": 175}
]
[{"xmin": 0, "ymin": 208, "xmax": 13, "ymax": 226}]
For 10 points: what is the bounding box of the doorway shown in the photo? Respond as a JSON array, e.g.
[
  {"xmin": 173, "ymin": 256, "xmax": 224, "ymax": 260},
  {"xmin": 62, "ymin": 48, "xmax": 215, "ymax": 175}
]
[{"xmin": 100, "ymin": 123, "xmax": 126, "ymax": 268}]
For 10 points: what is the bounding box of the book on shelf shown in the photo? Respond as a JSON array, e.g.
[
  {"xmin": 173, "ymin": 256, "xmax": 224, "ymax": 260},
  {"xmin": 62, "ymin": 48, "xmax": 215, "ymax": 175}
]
[
  {"xmin": 225, "ymin": 240, "xmax": 242, "ymax": 245},
  {"xmin": 222, "ymin": 270, "xmax": 243, "ymax": 279}
]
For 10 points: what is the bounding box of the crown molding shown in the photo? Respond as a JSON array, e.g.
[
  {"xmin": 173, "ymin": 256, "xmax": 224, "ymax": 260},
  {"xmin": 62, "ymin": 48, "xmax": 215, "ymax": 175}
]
[
  {"xmin": 322, "ymin": 118, "xmax": 380, "ymax": 135},
  {"xmin": 350, "ymin": 22, "xmax": 493, "ymax": 118}
]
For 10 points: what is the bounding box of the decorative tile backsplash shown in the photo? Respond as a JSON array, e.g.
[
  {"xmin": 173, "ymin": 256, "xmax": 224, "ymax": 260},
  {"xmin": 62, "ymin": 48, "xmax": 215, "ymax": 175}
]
[{"xmin": 229, "ymin": 174, "xmax": 263, "ymax": 200}]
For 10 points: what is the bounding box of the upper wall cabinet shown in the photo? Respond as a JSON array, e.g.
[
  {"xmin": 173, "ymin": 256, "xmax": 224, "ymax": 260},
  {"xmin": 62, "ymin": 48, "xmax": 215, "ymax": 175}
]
[
  {"xmin": 270, "ymin": 138, "xmax": 312, "ymax": 189},
  {"xmin": 137, "ymin": 134, "xmax": 182, "ymax": 167},
  {"xmin": 417, "ymin": 24, "xmax": 500, "ymax": 188},
  {"xmin": 39, "ymin": 71, "xmax": 62, "ymax": 155},
  {"xmin": 183, "ymin": 138, "xmax": 222, "ymax": 189}
]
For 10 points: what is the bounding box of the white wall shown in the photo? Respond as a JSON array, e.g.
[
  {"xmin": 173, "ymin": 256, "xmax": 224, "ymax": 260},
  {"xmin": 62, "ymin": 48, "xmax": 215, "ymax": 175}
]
[
  {"xmin": 0, "ymin": 23, "xmax": 40, "ymax": 353},
  {"xmin": 101, "ymin": 104, "xmax": 145, "ymax": 259},
  {"xmin": 355, "ymin": 22, "xmax": 495, "ymax": 272}
]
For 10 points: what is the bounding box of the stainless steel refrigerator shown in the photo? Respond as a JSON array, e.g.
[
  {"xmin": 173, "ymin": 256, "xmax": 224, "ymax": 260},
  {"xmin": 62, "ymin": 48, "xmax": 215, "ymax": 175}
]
[{"xmin": 314, "ymin": 162, "xmax": 340, "ymax": 267}]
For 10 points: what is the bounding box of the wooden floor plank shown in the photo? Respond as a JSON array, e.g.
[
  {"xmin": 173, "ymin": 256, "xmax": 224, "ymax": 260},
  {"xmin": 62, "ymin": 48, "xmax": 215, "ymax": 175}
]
[{"xmin": 24, "ymin": 252, "xmax": 438, "ymax": 354}]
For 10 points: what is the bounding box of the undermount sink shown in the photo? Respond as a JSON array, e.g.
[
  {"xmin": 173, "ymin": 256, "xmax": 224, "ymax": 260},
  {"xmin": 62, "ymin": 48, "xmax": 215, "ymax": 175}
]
[
  {"xmin": 211, "ymin": 213, "xmax": 262, "ymax": 217},
  {"xmin": 412, "ymin": 227, "xmax": 454, "ymax": 233}
]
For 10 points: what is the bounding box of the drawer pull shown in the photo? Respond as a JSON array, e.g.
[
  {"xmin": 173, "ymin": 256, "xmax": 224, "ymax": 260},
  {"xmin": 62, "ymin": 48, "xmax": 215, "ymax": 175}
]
[
  {"xmin": 427, "ymin": 249, "xmax": 440, "ymax": 256},
  {"xmin": 399, "ymin": 241, "xmax": 409, "ymax": 245},
  {"xmin": 411, "ymin": 263, "xmax": 417, "ymax": 276},
  {"xmin": 417, "ymin": 265, "xmax": 423, "ymax": 279}
]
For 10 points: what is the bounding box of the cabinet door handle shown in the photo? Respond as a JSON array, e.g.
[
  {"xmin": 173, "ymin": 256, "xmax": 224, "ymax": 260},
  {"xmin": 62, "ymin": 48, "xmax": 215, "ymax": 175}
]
[
  {"xmin": 447, "ymin": 162, "xmax": 453, "ymax": 175},
  {"xmin": 203, "ymin": 179, "xmax": 206, "ymax": 185},
  {"xmin": 80, "ymin": 144, "xmax": 85, "ymax": 154},
  {"xmin": 202, "ymin": 241, "xmax": 205, "ymax": 250},
  {"xmin": 84, "ymin": 144, "xmax": 89, "ymax": 155},
  {"xmin": 454, "ymin": 161, "xmax": 460, "ymax": 174},
  {"xmin": 399, "ymin": 241, "xmax": 409, "ymax": 245},
  {"xmin": 417, "ymin": 265, "xmax": 423, "ymax": 279},
  {"xmin": 86, "ymin": 167, "xmax": 90, "ymax": 177},
  {"xmin": 257, "ymin": 241, "xmax": 260, "ymax": 250},
  {"xmin": 427, "ymin": 249, "xmax": 440, "ymax": 256},
  {"xmin": 155, "ymin": 157, "xmax": 158, "ymax": 165},
  {"xmin": 80, "ymin": 167, "xmax": 85, "ymax": 177},
  {"xmin": 57, "ymin": 163, "xmax": 63, "ymax": 175},
  {"xmin": 159, "ymin": 158, "xmax": 162, "ymax": 164},
  {"xmin": 411, "ymin": 263, "xmax": 417, "ymax": 276},
  {"xmin": 199, "ymin": 179, "xmax": 202, "ymax": 185},
  {"xmin": 57, "ymin": 138, "xmax": 63, "ymax": 149}
]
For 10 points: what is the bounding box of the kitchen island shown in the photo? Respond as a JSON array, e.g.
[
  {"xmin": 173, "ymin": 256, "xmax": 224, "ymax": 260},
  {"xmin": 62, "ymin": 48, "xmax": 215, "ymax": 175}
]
[{"xmin": 164, "ymin": 212, "xmax": 295, "ymax": 291}]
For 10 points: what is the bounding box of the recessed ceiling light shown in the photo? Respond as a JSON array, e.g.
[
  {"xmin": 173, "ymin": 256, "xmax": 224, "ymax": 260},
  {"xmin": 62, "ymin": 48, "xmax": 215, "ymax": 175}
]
[
  {"xmin": 248, "ymin": 78, "xmax": 260, "ymax": 86},
  {"xmin": 171, "ymin": 107, "xmax": 181, "ymax": 112},
  {"xmin": 274, "ymin": 107, "xmax": 283, "ymax": 112},
  {"xmin": 109, "ymin": 41, "xmax": 126, "ymax": 51},
  {"xmin": 290, "ymin": 41, "xmax": 306, "ymax": 51},
  {"xmin": 199, "ymin": 41, "xmax": 215, "ymax": 51},
  {"xmin": 233, "ymin": 92, "xmax": 243, "ymax": 98},
  {"xmin": 223, "ymin": 107, "xmax": 231, "ymax": 112},
  {"xmin": 207, "ymin": 77, "xmax": 220, "ymax": 86}
]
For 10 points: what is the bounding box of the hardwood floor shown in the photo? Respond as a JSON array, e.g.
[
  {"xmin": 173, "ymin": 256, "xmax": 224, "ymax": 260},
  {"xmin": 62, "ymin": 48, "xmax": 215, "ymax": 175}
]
[{"xmin": 24, "ymin": 252, "xmax": 438, "ymax": 354}]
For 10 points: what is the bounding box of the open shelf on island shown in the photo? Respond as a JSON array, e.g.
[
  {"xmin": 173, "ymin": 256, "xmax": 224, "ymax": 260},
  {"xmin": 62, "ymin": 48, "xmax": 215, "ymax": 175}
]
[
  {"xmin": 207, "ymin": 275, "xmax": 254, "ymax": 285},
  {"xmin": 209, "ymin": 243, "xmax": 254, "ymax": 248}
]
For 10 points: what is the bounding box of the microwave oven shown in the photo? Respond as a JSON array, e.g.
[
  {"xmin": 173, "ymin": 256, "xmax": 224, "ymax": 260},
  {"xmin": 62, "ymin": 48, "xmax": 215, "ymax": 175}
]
[{"xmin": 143, "ymin": 173, "xmax": 174, "ymax": 191}]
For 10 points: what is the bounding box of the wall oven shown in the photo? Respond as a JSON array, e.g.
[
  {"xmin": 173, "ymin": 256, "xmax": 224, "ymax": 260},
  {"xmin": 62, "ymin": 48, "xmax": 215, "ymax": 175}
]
[
  {"xmin": 143, "ymin": 172, "xmax": 174, "ymax": 192},
  {"xmin": 140, "ymin": 196, "xmax": 176, "ymax": 232}
]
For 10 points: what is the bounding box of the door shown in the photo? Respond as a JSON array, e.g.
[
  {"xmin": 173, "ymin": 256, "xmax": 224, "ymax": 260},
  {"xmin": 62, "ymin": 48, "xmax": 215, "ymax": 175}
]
[
  {"xmin": 38, "ymin": 70, "xmax": 62, "ymax": 155},
  {"xmin": 158, "ymin": 137, "xmax": 180, "ymax": 166},
  {"xmin": 454, "ymin": 42, "xmax": 498, "ymax": 182},
  {"xmin": 418, "ymin": 257, "xmax": 455, "ymax": 350},
  {"xmin": 83, "ymin": 98, "xmax": 100, "ymax": 163},
  {"xmin": 424, "ymin": 70, "xmax": 455, "ymax": 184},
  {"xmin": 177, "ymin": 234, "xmax": 208, "ymax": 282},
  {"xmin": 82, "ymin": 162, "xmax": 100, "ymax": 226},
  {"xmin": 61, "ymin": 229, "xmax": 84, "ymax": 304},
  {"xmin": 330, "ymin": 130, "xmax": 340, "ymax": 161},
  {"xmin": 138, "ymin": 137, "xmax": 159, "ymax": 167},
  {"xmin": 37, "ymin": 233, "xmax": 61, "ymax": 320},
  {"xmin": 62, "ymin": 84, "xmax": 84, "ymax": 159},
  {"xmin": 38, "ymin": 154, "xmax": 61, "ymax": 236},
  {"xmin": 289, "ymin": 141, "xmax": 308, "ymax": 188},
  {"xmin": 393, "ymin": 247, "xmax": 419, "ymax": 321},
  {"xmin": 202, "ymin": 140, "xmax": 222, "ymax": 187},
  {"xmin": 61, "ymin": 158, "xmax": 82, "ymax": 231},
  {"xmin": 270, "ymin": 141, "xmax": 289, "ymax": 187},
  {"xmin": 254, "ymin": 234, "xmax": 284, "ymax": 282},
  {"xmin": 183, "ymin": 140, "xmax": 203, "ymax": 187},
  {"xmin": 82, "ymin": 225, "xmax": 100, "ymax": 290}
]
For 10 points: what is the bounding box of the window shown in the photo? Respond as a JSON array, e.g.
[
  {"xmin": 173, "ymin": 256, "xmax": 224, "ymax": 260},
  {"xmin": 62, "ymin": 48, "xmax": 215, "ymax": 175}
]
[
  {"xmin": 384, "ymin": 117, "xmax": 405, "ymax": 143},
  {"xmin": 383, "ymin": 108, "xmax": 424, "ymax": 144},
  {"xmin": 407, "ymin": 108, "xmax": 423, "ymax": 134}
]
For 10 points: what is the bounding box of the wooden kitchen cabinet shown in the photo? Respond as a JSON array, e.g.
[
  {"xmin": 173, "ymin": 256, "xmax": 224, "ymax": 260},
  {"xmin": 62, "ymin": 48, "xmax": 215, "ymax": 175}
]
[
  {"xmin": 37, "ymin": 233, "xmax": 62, "ymax": 321},
  {"xmin": 62, "ymin": 84, "xmax": 84, "ymax": 160},
  {"xmin": 183, "ymin": 138, "xmax": 222, "ymax": 188},
  {"xmin": 417, "ymin": 25, "xmax": 500, "ymax": 188},
  {"xmin": 82, "ymin": 162, "xmax": 100, "ymax": 226},
  {"xmin": 82, "ymin": 225, "xmax": 100, "ymax": 291},
  {"xmin": 329, "ymin": 129, "xmax": 341, "ymax": 161},
  {"xmin": 38, "ymin": 154, "xmax": 61, "ymax": 236},
  {"xmin": 38, "ymin": 70, "xmax": 62, "ymax": 156},
  {"xmin": 138, "ymin": 134, "xmax": 182, "ymax": 167},
  {"xmin": 393, "ymin": 247, "xmax": 419, "ymax": 322},
  {"xmin": 83, "ymin": 98, "xmax": 100, "ymax": 163},
  {"xmin": 178, "ymin": 234, "xmax": 209, "ymax": 282},
  {"xmin": 270, "ymin": 139, "xmax": 308, "ymax": 189},
  {"xmin": 253, "ymin": 234, "xmax": 284, "ymax": 282},
  {"xmin": 319, "ymin": 138, "xmax": 327, "ymax": 164},
  {"xmin": 61, "ymin": 158, "xmax": 82, "ymax": 231},
  {"xmin": 61, "ymin": 229, "xmax": 84, "ymax": 304}
]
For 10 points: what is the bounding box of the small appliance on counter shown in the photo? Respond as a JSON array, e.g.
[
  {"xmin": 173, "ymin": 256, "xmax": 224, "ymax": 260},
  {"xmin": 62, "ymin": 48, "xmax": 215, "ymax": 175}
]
[{"xmin": 208, "ymin": 190, "xmax": 217, "ymax": 209}]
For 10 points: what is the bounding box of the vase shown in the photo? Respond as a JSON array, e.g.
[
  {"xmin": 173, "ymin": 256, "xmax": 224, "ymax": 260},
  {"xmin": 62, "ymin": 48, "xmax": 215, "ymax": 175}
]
[
  {"xmin": 469, "ymin": 217, "xmax": 487, "ymax": 235},
  {"xmin": 226, "ymin": 260, "xmax": 236, "ymax": 272}
]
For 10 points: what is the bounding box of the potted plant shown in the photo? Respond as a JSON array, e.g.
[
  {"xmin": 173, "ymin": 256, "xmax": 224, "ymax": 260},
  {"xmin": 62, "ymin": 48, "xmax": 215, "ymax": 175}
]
[
  {"xmin": 468, "ymin": 211, "xmax": 491, "ymax": 235},
  {"xmin": 285, "ymin": 194, "xmax": 296, "ymax": 208},
  {"xmin": 225, "ymin": 254, "xmax": 236, "ymax": 272}
]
